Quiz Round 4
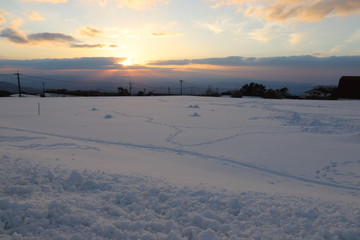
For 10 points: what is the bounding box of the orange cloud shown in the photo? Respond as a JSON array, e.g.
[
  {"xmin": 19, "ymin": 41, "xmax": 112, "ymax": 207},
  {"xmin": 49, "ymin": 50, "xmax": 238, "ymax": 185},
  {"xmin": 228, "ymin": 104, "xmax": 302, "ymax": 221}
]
[
  {"xmin": 210, "ymin": 0, "xmax": 360, "ymax": 22},
  {"xmin": 116, "ymin": 0, "xmax": 168, "ymax": 10},
  {"xmin": 0, "ymin": 14, "xmax": 6, "ymax": 25},
  {"xmin": 25, "ymin": 11, "xmax": 45, "ymax": 21},
  {"xmin": 151, "ymin": 32, "xmax": 181, "ymax": 37},
  {"xmin": 79, "ymin": 26, "xmax": 103, "ymax": 37}
]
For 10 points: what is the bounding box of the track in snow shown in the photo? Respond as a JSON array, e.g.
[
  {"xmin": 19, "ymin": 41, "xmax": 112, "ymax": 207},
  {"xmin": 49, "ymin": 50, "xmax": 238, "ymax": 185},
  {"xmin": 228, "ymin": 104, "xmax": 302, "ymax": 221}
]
[{"xmin": 1, "ymin": 125, "xmax": 359, "ymax": 192}]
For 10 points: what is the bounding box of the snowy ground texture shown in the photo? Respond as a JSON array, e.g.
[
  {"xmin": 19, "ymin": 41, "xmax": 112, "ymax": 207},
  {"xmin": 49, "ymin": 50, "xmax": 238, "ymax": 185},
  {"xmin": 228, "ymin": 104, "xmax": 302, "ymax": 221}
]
[{"xmin": 1, "ymin": 96, "xmax": 360, "ymax": 240}]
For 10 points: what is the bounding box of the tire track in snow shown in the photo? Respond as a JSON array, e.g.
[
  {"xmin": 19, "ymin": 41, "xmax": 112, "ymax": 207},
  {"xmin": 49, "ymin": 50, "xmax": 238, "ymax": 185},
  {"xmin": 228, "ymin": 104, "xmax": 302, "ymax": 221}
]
[{"xmin": 1, "ymin": 125, "xmax": 360, "ymax": 192}]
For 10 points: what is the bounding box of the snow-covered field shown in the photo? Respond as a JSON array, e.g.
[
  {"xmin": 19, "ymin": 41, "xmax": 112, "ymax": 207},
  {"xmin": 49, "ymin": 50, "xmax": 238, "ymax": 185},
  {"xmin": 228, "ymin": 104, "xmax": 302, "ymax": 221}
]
[{"xmin": 1, "ymin": 96, "xmax": 359, "ymax": 240}]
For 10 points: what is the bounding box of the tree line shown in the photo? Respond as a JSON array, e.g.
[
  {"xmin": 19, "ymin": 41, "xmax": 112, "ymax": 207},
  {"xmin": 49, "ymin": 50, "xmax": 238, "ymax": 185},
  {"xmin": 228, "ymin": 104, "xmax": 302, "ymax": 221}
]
[
  {"xmin": 224, "ymin": 82, "xmax": 337, "ymax": 100},
  {"xmin": 1, "ymin": 81, "xmax": 338, "ymax": 99}
]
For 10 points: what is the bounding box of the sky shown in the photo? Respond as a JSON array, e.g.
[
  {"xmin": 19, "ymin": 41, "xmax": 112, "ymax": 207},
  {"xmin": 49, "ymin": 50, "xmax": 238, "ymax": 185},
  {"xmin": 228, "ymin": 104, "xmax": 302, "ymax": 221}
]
[{"xmin": 1, "ymin": 0, "xmax": 360, "ymax": 93}]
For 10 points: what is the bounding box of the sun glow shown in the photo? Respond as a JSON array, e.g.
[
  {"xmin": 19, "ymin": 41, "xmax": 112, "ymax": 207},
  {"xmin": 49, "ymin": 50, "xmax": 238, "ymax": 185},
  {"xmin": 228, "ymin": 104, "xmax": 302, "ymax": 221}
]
[{"xmin": 118, "ymin": 57, "xmax": 137, "ymax": 66}]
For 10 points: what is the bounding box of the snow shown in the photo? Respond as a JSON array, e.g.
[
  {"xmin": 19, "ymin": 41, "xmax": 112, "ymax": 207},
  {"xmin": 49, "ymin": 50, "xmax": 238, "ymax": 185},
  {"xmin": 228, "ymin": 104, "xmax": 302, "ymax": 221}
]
[{"xmin": 1, "ymin": 96, "xmax": 360, "ymax": 239}]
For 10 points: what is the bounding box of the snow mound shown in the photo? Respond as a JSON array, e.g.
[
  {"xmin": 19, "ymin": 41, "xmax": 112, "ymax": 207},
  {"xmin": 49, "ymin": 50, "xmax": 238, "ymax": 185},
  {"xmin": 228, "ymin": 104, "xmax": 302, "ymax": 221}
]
[
  {"xmin": 1, "ymin": 155, "xmax": 359, "ymax": 240},
  {"xmin": 189, "ymin": 112, "xmax": 200, "ymax": 117},
  {"xmin": 188, "ymin": 105, "xmax": 200, "ymax": 109}
]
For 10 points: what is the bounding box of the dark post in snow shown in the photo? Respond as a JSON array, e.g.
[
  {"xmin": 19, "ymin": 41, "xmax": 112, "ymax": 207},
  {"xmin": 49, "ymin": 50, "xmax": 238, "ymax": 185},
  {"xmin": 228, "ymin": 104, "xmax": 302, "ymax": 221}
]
[
  {"xmin": 179, "ymin": 80, "xmax": 184, "ymax": 95},
  {"xmin": 14, "ymin": 71, "xmax": 22, "ymax": 97},
  {"xmin": 38, "ymin": 102, "xmax": 40, "ymax": 116}
]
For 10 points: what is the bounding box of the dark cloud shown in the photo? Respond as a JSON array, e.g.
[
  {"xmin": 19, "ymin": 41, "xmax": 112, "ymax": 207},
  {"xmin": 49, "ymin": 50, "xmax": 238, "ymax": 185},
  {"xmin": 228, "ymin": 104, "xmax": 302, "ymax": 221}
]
[
  {"xmin": 27, "ymin": 32, "xmax": 76, "ymax": 42},
  {"xmin": 79, "ymin": 27, "xmax": 103, "ymax": 37},
  {"xmin": 192, "ymin": 56, "xmax": 256, "ymax": 66},
  {"xmin": 147, "ymin": 59, "xmax": 192, "ymax": 65},
  {"xmin": 0, "ymin": 28, "xmax": 29, "ymax": 44},
  {"xmin": 0, "ymin": 57, "xmax": 125, "ymax": 70},
  {"xmin": 4, "ymin": 55, "xmax": 358, "ymax": 71},
  {"xmin": 0, "ymin": 28, "xmax": 117, "ymax": 49},
  {"xmin": 70, "ymin": 44, "xmax": 105, "ymax": 48},
  {"xmin": 149, "ymin": 55, "xmax": 360, "ymax": 68},
  {"xmin": 0, "ymin": 28, "xmax": 76, "ymax": 45},
  {"xmin": 69, "ymin": 44, "xmax": 119, "ymax": 48}
]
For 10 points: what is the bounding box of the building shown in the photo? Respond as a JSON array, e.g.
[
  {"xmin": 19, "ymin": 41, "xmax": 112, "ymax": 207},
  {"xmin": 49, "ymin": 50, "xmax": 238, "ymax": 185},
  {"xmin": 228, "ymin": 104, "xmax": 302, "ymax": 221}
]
[{"xmin": 337, "ymin": 76, "xmax": 360, "ymax": 99}]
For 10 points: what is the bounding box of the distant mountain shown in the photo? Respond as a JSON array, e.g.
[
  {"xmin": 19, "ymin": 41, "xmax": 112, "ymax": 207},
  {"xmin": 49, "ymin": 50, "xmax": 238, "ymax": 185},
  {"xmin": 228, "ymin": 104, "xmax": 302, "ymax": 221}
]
[{"xmin": 0, "ymin": 81, "xmax": 39, "ymax": 94}]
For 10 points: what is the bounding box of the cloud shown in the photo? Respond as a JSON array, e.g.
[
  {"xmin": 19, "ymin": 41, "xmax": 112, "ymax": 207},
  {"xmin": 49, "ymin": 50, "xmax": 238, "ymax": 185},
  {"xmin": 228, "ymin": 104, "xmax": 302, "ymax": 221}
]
[
  {"xmin": 70, "ymin": 43, "xmax": 119, "ymax": 48},
  {"xmin": 27, "ymin": 32, "xmax": 76, "ymax": 43},
  {"xmin": 70, "ymin": 43, "xmax": 105, "ymax": 48},
  {"xmin": 0, "ymin": 10, "xmax": 23, "ymax": 28},
  {"xmin": 25, "ymin": 11, "xmax": 45, "ymax": 21},
  {"xmin": 79, "ymin": 26, "xmax": 103, "ymax": 37},
  {"xmin": 147, "ymin": 59, "xmax": 191, "ymax": 65},
  {"xmin": 146, "ymin": 21, "xmax": 180, "ymax": 38},
  {"xmin": 1, "ymin": 55, "xmax": 359, "ymax": 88},
  {"xmin": 0, "ymin": 10, "xmax": 7, "ymax": 25},
  {"xmin": 11, "ymin": 18, "xmax": 24, "ymax": 29},
  {"xmin": 195, "ymin": 17, "xmax": 230, "ymax": 34},
  {"xmin": 288, "ymin": 32, "xmax": 305, "ymax": 45},
  {"xmin": 151, "ymin": 32, "xmax": 181, "ymax": 37},
  {"xmin": 209, "ymin": 0, "xmax": 360, "ymax": 22},
  {"xmin": 116, "ymin": 0, "xmax": 168, "ymax": 10},
  {"xmin": 149, "ymin": 55, "xmax": 360, "ymax": 68},
  {"xmin": 248, "ymin": 23, "xmax": 280, "ymax": 42},
  {"xmin": 0, "ymin": 15, "xmax": 5, "ymax": 25},
  {"xmin": 21, "ymin": 0, "xmax": 68, "ymax": 3},
  {"xmin": 0, "ymin": 28, "xmax": 29, "ymax": 44},
  {"xmin": 0, "ymin": 28, "xmax": 77, "ymax": 45},
  {"xmin": 0, "ymin": 57, "xmax": 125, "ymax": 70}
]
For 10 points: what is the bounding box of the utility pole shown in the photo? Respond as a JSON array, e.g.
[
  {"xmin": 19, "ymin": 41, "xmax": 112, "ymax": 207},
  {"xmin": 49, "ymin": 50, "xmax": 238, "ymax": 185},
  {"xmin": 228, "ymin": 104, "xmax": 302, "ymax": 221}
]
[
  {"xmin": 179, "ymin": 80, "xmax": 184, "ymax": 95},
  {"xmin": 42, "ymin": 82, "xmax": 46, "ymax": 96},
  {"xmin": 129, "ymin": 81, "xmax": 132, "ymax": 95},
  {"xmin": 14, "ymin": 71, "xmax": 22, "ymax": 97}
]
